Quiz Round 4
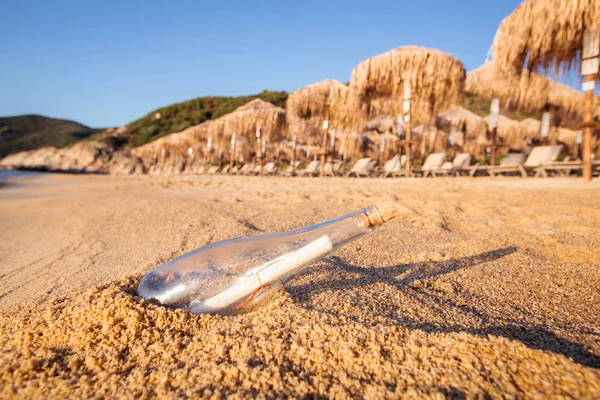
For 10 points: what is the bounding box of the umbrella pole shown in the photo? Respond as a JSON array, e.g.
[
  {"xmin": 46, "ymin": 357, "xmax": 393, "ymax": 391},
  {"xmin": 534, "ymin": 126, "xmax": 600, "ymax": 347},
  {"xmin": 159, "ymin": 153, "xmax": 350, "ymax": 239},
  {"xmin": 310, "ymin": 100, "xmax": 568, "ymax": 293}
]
[
  {"xmin": 291, "ymin": 136, "xmax": 297, "ymax": 176},
  {"xmin": 490, "ymin": 126, "xmax": 497, "ymax": 166},
  {"xmin": 583, "ymin": 75, "xmax": 595, "ymax": 182},
  {"xmin": 330, "ymin": 130, "xmax": 336, "ymax": 176},
  {"xmin": 403, "ymin": 79, "xmax": 412, "ymax": 176},
  {"xmin": 320, "ymin": 119, "xmax": 329, "ymax": 177}
]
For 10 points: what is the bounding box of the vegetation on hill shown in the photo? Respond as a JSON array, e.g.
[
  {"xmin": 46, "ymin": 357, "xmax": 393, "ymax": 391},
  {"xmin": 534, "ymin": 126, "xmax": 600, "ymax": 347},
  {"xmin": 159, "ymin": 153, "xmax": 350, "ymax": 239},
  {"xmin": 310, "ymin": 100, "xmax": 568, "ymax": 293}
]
[
  {"xmin": 101, "ymin": 90, "xmax": 288, "ymax": 148},
  {"xmin": 0, "ymin": 115, "xmax": 101, "ymax": 157}
]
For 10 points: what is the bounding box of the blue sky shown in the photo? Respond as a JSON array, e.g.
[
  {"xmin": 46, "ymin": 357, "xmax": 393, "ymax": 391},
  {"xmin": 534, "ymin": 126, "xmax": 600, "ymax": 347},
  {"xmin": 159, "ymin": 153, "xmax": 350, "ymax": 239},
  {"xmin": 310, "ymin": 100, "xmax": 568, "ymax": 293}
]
[{"xmin": 1, "ymin": 0, "xmax": 529, "ymax": 127}]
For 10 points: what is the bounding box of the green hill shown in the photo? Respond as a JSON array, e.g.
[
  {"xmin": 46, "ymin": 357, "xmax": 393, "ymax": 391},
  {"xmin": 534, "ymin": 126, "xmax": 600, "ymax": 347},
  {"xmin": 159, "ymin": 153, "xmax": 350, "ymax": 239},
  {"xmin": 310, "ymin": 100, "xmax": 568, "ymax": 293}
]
[
  {"xmin": 99, "ymin": 90, "xmax": 288, "ymax": 148},
  {"xmin": 0, "ymin": 115, "xmax": 101, "ymax": 158}
]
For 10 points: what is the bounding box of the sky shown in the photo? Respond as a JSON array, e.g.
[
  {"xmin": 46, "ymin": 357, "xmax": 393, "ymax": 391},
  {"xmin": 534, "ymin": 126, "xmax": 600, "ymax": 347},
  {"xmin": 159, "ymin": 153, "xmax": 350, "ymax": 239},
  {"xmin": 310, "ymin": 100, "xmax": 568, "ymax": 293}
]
[{"xmin": 0, "ymin": 0, "xmax": 543, "ymax": 127}]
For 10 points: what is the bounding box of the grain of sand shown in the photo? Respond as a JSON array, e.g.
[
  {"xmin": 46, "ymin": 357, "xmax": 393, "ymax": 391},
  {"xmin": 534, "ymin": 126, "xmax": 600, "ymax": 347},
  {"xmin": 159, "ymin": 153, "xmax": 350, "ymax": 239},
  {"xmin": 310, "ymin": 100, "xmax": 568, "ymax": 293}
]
[{"xmin": 0, "ymin": 173, "xmax": 599, "ymax": 398}]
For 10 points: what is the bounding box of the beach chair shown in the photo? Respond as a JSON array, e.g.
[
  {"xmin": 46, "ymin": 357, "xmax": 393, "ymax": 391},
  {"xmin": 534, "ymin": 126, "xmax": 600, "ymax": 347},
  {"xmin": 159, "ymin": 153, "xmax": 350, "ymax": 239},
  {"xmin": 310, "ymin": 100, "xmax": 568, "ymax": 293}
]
[
  {"xmin": 263, "ymin": 162, "xmax": 278, "ymax": 175},
  {"xmin": 533, "ymin": 152, "xmax": 586, "ymax": 177},
  {"xmin": 475, "ymin": 146, "xmax": 563, "ymax": 177},
  {"xmin": 347, "ymin": 158, "xmax": 376, "ymax": 177},
  {"xmin": 469, "ymin": 153, "xmax": 526, "ymax": 177},
  {"xmin": 238, "ymin": 164, "xmax": 254, "ymax": 175},
  {"xmin": 391, "ymin": 155, "xmax": 409, "ymax": 177},
  {"xmin": 451, "ymin": 153, "xmax": 473, "ymax": 176},
  {"xmin": 324, "ymin": 160, "xmax": 342, "ymax": 176},
  {"xmin": 432, "ymin": 153, "xmax": 472, "ymax": 177},
  {"xmin": 220, "ymin": 165, "xmax": 230, "ymax": 174},
  {"xmin": 282, "ymin": 161, "xmax": 302, "ymax": 177},
  {"xmin": 514, "ymin": 146, "xmax": 563, "ymax": 177},
  {"xmin": 208, "ymin": 165, "xmax": 220, "ymax": 174},
  {"xmin": 380, "ymin": 155, "xmax": 400, "ymax": 178},
  {"xmin": 297, "ymin": 160, "xmax": 321, "ymax": 177},
  {"xmin": 250, "ymin": 165, "xmax": 262, "ymax": 175},
  {"xmin": 532, "ymin": 154, "xmax": 581, "ymax": 177},
  {"xmin": 414, "ymin": 153, "xmax": 446, "ymax": 177}
]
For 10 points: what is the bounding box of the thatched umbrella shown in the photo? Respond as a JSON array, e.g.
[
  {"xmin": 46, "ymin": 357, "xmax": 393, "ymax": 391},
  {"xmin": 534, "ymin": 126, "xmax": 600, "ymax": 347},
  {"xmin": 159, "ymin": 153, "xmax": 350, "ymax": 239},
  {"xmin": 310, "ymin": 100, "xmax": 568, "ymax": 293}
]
[
  {"xmin": 349, "ymin": 46, "xmax": 465, "ymax": 173},
  {"xmin": 364, "ymin": 115, "xmax": 397, "ymax": 134},
  {"xmin": 491, "ymin": 0, "xmax": 599, "ymax": 180},
  {"xmin": 436, "ymin": 106, "xmax": 488, "ymax": 158},
  {"xmin": 349, "ymin": 46, "xmax": 466, "ymax": 125},
  {"xmin": 482, "ymin": 114, "xmax": 528, "ymax": 153},
  {"xmin": 132, "ymin": 121, "xmax": 214, "ymax": 173},
  {"xmin": 286, "ymin": 79, "xmax": 350, "ymax": 142},
  {"xmin": 548, "ymin": 82, "xmax": 587, "ymax": 117},
  {"xmin": 286, "ymin": 79, "xmax": 352, "ymax": 176},
  {"xmin": 413, "ymin": 124, "xmax": 446, "ymax": 157},
  {"xmin": 492, "ymin": 0, "xmax": 599, "ymax": 77},
  {"xmin": 132, "ymin": 99, "xmax": 286, "ymax": 174},
  {"xmin": 208, "ymin": 98, "xmax": 286, "ymax": 164},
  {"xmin": 465, "ymin": 62, "xmax": 550, "ymax": 112},
  {"xmin": 519, "ymin": 118, "xmax": 542, "ymax": 135},
  {"xmin": 465, "ymin": 62, "xmax": 586, "ymax": 116},
  {"xmin": 286, "ymin": 80, "xmax": 349, "ymax": 125}
]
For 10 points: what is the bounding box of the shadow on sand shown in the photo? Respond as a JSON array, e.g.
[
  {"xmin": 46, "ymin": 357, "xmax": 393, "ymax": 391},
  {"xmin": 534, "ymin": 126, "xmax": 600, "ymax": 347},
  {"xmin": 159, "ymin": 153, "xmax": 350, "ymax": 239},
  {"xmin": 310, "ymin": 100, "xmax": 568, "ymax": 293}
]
[{"xmin": 287, "ymin": 247, "xmax": 600, "ymax": 369}]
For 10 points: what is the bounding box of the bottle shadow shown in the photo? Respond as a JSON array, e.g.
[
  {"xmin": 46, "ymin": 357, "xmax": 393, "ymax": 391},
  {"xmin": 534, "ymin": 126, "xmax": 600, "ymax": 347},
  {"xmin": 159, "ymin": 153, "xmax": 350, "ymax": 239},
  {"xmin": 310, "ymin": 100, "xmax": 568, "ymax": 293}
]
[{"xmin": 286, "ymin": 247, "xmax": 600, "ymax": 369}]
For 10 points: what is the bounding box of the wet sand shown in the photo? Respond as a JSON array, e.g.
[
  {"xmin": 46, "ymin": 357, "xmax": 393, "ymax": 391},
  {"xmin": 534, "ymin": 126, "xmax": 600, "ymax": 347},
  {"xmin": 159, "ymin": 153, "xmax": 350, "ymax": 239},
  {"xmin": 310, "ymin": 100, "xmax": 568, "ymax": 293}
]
[{"xmin": 0, "ymin": 173, "xmax": 599, "ymax": 398}]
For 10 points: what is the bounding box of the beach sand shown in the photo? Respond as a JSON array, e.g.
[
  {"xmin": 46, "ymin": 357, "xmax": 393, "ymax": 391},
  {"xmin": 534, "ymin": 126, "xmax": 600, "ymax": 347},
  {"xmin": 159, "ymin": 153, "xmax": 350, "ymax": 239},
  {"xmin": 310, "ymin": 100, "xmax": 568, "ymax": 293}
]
[{"xmin": 0, "ymin": 173, "xmax": 599, "ymax": 398}]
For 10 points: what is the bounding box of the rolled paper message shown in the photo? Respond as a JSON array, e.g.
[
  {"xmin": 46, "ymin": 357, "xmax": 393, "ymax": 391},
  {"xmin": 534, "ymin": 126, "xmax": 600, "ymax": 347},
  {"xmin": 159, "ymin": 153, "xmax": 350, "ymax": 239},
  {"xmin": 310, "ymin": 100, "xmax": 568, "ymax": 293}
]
[{"xmin": 189, "ymin": 235, "xmax": 333, "ymax": 314}]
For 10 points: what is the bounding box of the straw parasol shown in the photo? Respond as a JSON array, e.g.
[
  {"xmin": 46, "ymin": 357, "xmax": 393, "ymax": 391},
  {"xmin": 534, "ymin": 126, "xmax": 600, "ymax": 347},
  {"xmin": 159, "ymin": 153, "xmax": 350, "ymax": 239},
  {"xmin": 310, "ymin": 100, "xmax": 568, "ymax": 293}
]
[
  {"xmin": 465, "ymin": 62, "xmax": 550, "ymax": 112},
  {"xmin": 491, "ymin": 0, "xmax": 599, "ymax": 179},
  {"xmin": 556, "ymin": 127, "xmax": 580, "ymax": 148},
  {"xmin": 518, "ymin": 118, "xmax": 542, "ymax": 136},
  {"xmin": 492, "ymin": 0, "xmax": 600, "ymax": 78},
  {"xmin": 208, "ymin": 98, "xmax": 286, "ymax": 161},
  {"xmin": 435, "ymin": 106, "xmax": 489, "ymax": 158},
  {"xmin": 548, "ymin": 81, "xmax": 587, "ymax": 117},
  {"xmin": 466, "ymin": 62, "xmax": 586, "ymax": 116},
  {"xmin": 364, "ymin": 115, "xmax": 397, "ymax": 134},
  {"xmin": 132, "ymin": 121, "xmax": 214, "ymax": 171},
  {"xmin": 349, "ymin": 46, "xmax": 466, "ymax": 125},
  {"xmin": 209, "ymin": 98, "xmax": 286, "ymax": 144},
  {"xmin": 286, "ymin": 79, "xmax": 351, "ymax": 145},
  {"xmin": 482, "ymin": 114, "xmax": 529, "ymax": 151},
  {"xmin": 413, "ymin": 124, "xmax": 447, "ymax": 155},
  {"xmin": 436, "ymin": 106, "xmax": 488, "ymax": 141},
  {"xmin": 132, "ymin": 99, "xmax": 286, "ymax": 172}
]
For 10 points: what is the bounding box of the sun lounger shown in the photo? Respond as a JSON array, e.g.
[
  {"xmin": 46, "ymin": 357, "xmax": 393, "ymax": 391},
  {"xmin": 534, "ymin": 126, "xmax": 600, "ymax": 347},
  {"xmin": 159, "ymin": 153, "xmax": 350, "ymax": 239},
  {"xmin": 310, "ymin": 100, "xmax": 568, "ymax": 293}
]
[
  {"xmin": 380, "ymin": 155, "xmax": 401, "ymax": 177},
  {"xmin": 377, "ymin": 155, "xmax": 408, "ymax": 177},
  {"xmin": 220, "ymin": 165, "xmax": 230, "ymax": 174},
  {"xmin": 282, "ymin": 161, "xmax": 302, "ymax": 177},
  {"xmin": 521, "ymin": 145, "xmax": 563, "ymax": 177},
  {"xmin": 414, "ymin": 153, "xmax": 446, "ymax": 177},
  {"xmin": 298, "ymin": 160, "xmax": 321, "ymax": 177},
  {"xmin": 208, "ymin": 165, "xmax": 220, "ymax": 174},
  {"xmin": 263, "ymin": 162, "xmax": 278, "ymax": 175},
  {"xmin": 347, "ymin": 158, "xmax": 376, "ymax": 177},
  {"xmin": 250, "ymin": 165, "xmax": 262, "ymax": 175},
  {"xmin": 324, "ymin": 160, "xmax": 342, "ymax": 176},
  {"xmin": 472, "ymin": 146, "xmax": 563, "ymax": 177},
  {"xmin": 469, "ymin": 153, "xmax": 526, "ymax": 177},
  {"xmin": 430, "ymin": 153, "xmax": 472, "ymax": 177},
  {"xmin": 534, "ymin": 160, "xmax": 583, "ymax": 177},
  {"xmin": 451, "ymin": 153, "xmax": 473, "ymax": 176},
  {"xmin": 238, "ymin": 164, "xmax": 254, "ymax": 175}
]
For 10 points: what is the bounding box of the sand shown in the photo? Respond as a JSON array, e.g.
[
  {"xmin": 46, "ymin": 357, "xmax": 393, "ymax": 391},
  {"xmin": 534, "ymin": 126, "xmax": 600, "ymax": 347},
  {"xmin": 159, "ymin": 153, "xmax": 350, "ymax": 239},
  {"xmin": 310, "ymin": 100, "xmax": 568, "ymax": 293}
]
[{"xmin": 0, "ymin": 173, "xmax": 599, "ymax": 398}]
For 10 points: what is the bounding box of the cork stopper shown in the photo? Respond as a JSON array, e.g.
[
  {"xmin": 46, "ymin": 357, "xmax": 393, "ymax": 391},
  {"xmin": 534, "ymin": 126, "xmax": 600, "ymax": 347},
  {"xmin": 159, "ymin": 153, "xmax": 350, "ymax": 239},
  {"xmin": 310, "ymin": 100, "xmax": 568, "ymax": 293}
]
[{"xmin": 362, "ymin": 202, "xmax": 399, "ymax": 228}]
